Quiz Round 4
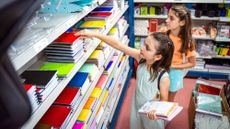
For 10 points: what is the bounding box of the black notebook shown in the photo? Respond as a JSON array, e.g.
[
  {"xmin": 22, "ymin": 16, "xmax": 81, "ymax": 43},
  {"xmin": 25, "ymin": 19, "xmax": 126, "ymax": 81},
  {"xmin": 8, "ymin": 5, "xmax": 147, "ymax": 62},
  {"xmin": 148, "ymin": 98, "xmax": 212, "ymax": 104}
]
[{"xmin": 21, "ymin": 70, "xmax": 58, "ymax": 88}]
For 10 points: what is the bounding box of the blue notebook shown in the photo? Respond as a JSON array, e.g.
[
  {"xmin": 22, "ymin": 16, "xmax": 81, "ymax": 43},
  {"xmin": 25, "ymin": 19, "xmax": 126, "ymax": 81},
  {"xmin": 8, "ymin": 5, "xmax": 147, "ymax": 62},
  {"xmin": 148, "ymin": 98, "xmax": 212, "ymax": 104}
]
[
  {"xmin": 93, "ymin": 7, "xmax": 113, "ymax": 12},
  {"xmin": 68, "ymin": 72, "xmax": 89, "ymax": 87}
]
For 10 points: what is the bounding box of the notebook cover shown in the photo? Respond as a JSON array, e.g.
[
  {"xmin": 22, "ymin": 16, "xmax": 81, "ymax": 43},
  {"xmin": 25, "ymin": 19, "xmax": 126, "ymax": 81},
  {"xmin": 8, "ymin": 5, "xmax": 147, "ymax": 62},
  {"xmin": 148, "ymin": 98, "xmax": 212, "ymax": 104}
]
[
  {"xmin": 93, "ymin": 7, "xmax": 113, "ymax": 12},
  {"xmin": 21, "ymin": 70, "xmax": 57, "ymax": 86},
  {"xmin": 83, "ymin": 97, "xmax": 97, "ymax": 110},
  {"xmin": 72, "ymin": 121, "xmax": 85, "ymax": 129},
  {"xmin": 53, "ymin": 32, "xmax": 80, "ymax": 44},
  {"xmin": 90, "ymin": 88, "xmax": 102, "ymax": 98},
  {"xmin": 95, "ymin": 74, "xmax": 108, "ymax": 89},
  {"xmin": 80, "ymin": 21, "xmax": 106, "ymax": 28},
  {"xmin": 39, "ymin": 105, "xmax": 71, "ymax": 128},
  {"xmin": 68, "ymin": 72, "xmax": 89, "ymax": 87},
  {"xmin": 77, "ymin": 109, "xmax": 91, "ymax": 122},
  {"xmin": 40, "ymin": 63, "xmax": 75, "ymax": 77},
  {"xmin": 54, "ymin": 87, "xmax": 80, "ymax": 105},
  {"xmin": 89, "ymin": 12, "xmax": 112, "ymax": 17}
]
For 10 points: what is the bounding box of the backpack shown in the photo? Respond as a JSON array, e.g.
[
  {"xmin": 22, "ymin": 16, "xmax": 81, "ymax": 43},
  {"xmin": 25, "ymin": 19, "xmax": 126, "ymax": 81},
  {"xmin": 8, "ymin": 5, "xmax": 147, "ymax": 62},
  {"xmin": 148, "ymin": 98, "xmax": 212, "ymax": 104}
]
[{"xmin": 157, "ymin": 70, "xmax": 166, "ymax": 90}]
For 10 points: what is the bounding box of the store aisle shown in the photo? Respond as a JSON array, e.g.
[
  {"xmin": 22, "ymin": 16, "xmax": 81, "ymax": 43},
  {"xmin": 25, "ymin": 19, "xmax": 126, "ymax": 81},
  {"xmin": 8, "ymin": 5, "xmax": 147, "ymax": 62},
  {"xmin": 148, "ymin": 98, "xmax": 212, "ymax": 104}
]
[{"xmin": 115, "ymin": 78, "xmax": 197, "ymax": 129}]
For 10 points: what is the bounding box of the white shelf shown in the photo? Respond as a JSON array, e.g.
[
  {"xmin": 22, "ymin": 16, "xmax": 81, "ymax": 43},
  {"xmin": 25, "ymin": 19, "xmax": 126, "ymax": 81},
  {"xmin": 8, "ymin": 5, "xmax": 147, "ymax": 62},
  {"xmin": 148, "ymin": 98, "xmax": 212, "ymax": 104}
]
[
  {"xmin": 135, "ymin": 33, "xmax": 148, "ymax": 37},
  {"xmin": 215, "ymin": 36, "xmax": 230, "ymax": 42},
  {"xmin": 188, "ymin": 68, "xmax": 209, "ymax": 72},
  {"xmin": 134, "ymin": 14, "xmax": 219, "ymax": 21},
  {"xmin": 224, "ymin": 0, "xmax": 230, "ymax": 3},
  {"xmin": 193, "ymin": 35, "xmax": 214, "ymax": 40},
  {"xmin": 22, "ymin": 5, "xmax": 129, "ymax": 129},
  {"xmin": 109, "ymin": 64, "xmax": 130, "ymax": 122},
  {"xmin": 11, "ymin": 3, "xmax": 99, "ymax": 71},
  {"xmin": 134, "ymin": 0, "xmax": 223, "ymax": 3},
  {"xmin": 65, "ymin": 67, "xmax": 104, "ymax": 129},
  {"xmin": 134, "ymin": 14, "xmax": 167, "ymax": 19},
  {"xmin": 97, "ymin": 56, "xmax": 129, "ymax": 129}
]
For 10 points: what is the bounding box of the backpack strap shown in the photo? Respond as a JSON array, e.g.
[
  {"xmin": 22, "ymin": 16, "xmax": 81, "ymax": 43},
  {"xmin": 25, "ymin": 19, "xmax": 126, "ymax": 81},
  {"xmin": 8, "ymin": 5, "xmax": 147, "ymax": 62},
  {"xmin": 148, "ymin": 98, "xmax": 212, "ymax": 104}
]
[{"xmin": 158, "ymin": 70, "xmax": 166, "ymax": 90}]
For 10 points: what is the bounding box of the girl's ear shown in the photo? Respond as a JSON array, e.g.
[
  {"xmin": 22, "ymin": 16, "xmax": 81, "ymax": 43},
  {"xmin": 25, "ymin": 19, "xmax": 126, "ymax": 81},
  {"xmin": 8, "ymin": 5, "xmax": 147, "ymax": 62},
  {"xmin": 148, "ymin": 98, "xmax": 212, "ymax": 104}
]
[
  {"xmin": 179, "ymin": 20, "xmax": 185, "ymax": 27},
  {"xmin": 155, "ymin": 54, "xmax": 162, "ymax": 61}
]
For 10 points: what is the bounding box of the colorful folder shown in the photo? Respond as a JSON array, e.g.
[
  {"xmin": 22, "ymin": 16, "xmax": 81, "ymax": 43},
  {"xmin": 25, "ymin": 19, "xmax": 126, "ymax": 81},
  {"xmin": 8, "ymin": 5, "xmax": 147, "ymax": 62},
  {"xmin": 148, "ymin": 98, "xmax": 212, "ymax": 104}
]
[
  {"xmin": 38, "ymin": 105, "xmax": 71, "ymax": 128},
  {"xmin": 77, "ymin": 109, "xmax": 92, "ymax": 122},
  {"xmin": 90, "ymin": 87, "xmax": 102, "ymax": 99},
  {"xmin": 83, "ymin": 97, "xmax": 97, "ymax": 110},
  {"xmin": 40, "ymin": 62, "xmax": 75, "ymax": 77},
  {"xmin": 54, "ymin": 87, "xmax": 80, "ymax": 106},
  {"xmin": 95, "ymin": 74, "xmax": 108, "ymax": 89}
]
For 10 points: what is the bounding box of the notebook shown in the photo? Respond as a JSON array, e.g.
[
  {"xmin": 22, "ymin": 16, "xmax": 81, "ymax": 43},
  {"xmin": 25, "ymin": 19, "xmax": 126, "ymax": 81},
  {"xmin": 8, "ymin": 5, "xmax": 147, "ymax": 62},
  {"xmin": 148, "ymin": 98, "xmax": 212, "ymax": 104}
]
[
  {"xmin": 21, "ymin": 70, "xmax": 58, "ymax": 88},
  {"xmin": 68, "ymin": 72, "xmax": 90, "ymax": 95},
  {"xmin": 54, "ymin": 87, "xmax": 80, "ymax": 106},
  {"xmin": 40, "ymin": 62, "xmax": 75, "ymax": 77},
  {"xmin": 38, "ymin": 105, "xmax": 72, "ymax": 128}
]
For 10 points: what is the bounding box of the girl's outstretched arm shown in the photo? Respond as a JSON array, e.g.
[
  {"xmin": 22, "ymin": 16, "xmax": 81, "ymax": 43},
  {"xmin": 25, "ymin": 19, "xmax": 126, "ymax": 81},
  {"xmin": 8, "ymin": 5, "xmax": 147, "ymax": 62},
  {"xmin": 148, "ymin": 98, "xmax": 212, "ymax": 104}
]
[{"xmin": 76, "ymin": 29, "xmax": 141, "ymax": 61}]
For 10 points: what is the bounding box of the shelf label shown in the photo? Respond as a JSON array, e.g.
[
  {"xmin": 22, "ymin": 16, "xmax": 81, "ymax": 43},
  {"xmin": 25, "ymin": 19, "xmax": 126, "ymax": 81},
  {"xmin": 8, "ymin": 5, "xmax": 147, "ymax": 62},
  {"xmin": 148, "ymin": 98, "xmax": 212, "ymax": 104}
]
[{"xmin": 33, "ymin": 38, "xmax": 48, "ymax": 53}]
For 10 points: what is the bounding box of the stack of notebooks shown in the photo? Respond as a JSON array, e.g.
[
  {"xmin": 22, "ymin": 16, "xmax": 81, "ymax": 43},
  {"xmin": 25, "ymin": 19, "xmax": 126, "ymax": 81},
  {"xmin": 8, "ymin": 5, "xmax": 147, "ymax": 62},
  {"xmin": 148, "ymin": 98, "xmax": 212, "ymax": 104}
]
[
  {"xmin": 83, "ymin": 97, "xmax": 97, "ymax": 111},
  {"xmin": 54, "ymin": 87, "xmax": 81, "ymax": 108},
  {"xmin": 86, "ymin": 50, "xmax": 105, "ymax": 68},
  {"xmin": 39, "ymin": 62, "xmax": 75, "ymax": 78},
  {"xmin": 194, "ymin": 80, "xmax": 223, "ymax": 117},
  {"xmin": 108, "ymin": 27, "xmax": 119, "ymax": 40},
  {"xmin": 35, "ymin": 105, "xmax": 72, "ymax": 129},
  {"xmin": 138, "ymin": 101, "xmax": 183, "ymax": 121},
  {"xmin": 23, "ymin": 84, "xmax": 39, "ymax": 112},
  {"xmin": 84, "ymin": 10, "xmax": 114, "ymax": 23},
  {"xmin": 21, "ymin": 70, "xmax": 58, "ymax": 103},
  {"xmin": 45, "ymin": 32, "xmax": 84, "ymax": 63},
  {"xmin": 67, "ymin": 72, "xmax": 90, "ymax": 95},
  {"xmin": 78, "ymin": 63, "xmax": 99, "ymax": 81}
]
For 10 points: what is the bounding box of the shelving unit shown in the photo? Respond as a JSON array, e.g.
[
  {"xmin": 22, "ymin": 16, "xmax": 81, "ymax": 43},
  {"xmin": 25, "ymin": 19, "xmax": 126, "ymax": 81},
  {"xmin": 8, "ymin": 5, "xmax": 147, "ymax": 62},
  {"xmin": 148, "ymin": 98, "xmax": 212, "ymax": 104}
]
[
  {"xmin": 134, "ymin": 0, "xmax": 223, "ymax": 3},
  {"xmin": 9, "ymin": 1, "xmax": 134, "ymax": 128},
  {"xmin": 133, "ymin": 0, "xmax": 230, "ymax": 80}
]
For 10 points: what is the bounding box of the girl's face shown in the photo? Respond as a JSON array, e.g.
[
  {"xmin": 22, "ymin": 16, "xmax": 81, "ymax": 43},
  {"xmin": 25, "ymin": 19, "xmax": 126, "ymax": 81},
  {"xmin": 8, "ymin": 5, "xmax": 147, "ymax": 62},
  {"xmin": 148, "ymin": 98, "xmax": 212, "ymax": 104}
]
[
  {"xmin": 140, "ymin": 36, "xmax": 161, "ymax": 65},
  {"xmin": 165, "ymin": 9, "xmax": 184, "ymax": 31}
]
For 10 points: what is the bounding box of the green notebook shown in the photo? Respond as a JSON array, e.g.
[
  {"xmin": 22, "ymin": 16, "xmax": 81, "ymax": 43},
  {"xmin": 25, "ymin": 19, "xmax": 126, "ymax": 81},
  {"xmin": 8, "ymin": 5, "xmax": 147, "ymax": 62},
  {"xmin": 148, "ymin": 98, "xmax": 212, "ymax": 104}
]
[
  {"xmin": 196, "ymin": 93, "xmax": 222, "ymax": 117},
  {"xmin": 79, "ymin": 63, "xmax": 98, "ymax": 81},
  {"xmin": 40, "ymin": 62, "xmax": 75, "ymax": 77}
]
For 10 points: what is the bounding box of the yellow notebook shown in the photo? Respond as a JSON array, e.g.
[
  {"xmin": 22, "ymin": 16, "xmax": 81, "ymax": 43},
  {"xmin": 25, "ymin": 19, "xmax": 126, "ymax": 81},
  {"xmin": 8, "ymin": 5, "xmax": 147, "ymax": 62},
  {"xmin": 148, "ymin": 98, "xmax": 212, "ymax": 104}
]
[
  {"xmin": 101, "ymin": 90, "xmax": 109, "ymax": 104},
  {"xmin": 90, "ymin": 87, "xmax": 102, "ymax": 98},
  {"xmin": 109, "ymin": 28, "xmax": 118, "ymax": 34},
  {"xmin": 77, "ymin": 109, "xmax": 91, "ymax": 122},
  {"xmin": 80, "ymin": 21, "xmax": 106, "ymax": 28},
  {"xmin": 89, "ymin": 50, "xmax": 103, "ymax": 59}
]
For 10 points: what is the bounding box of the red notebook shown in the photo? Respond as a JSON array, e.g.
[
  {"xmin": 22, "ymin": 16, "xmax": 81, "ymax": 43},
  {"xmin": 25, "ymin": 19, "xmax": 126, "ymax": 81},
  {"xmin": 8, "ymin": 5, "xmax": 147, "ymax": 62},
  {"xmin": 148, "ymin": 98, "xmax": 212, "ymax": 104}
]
[
  {"xmin": 54, "ymin": 87, "xmax": 80, "ymax": 105},
  {"xmin": 39, "ymin": 105, "xmax": 71, "ymax": 128},
  {"xmin": 198, "ymin": 84, "xmax": 221, "ymax": 95},
  {"xmin": 54, "ymin": 32, "xmax": 80, "ymax": 44},
  {"xmin": 89, "ymin": 12, "xmax": 112, "ymax": 17}
]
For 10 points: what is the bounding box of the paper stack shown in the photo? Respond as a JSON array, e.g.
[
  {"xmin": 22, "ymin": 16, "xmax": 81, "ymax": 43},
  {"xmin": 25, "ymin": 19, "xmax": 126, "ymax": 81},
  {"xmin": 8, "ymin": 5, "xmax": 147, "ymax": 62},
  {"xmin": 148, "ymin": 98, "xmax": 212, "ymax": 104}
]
[
  {"xmin": 45, "ymin": 32, "xmax": 84, "ymax": 63},
  {"xmin": 138, "ymin": 101, "xmax": 183, "ymax": 121}
]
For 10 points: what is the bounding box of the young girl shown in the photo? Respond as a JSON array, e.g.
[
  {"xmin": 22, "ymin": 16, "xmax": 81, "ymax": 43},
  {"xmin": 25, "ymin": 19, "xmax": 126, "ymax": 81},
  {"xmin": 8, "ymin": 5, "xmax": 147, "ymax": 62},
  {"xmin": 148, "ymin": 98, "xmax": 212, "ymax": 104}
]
[
  {"xmin": 166, "ymin": 5, "xmax": 196, "ymax": 102},
  {"xmin": 76, "ymin": 30, "xmax": 174, "ymax": 129}
]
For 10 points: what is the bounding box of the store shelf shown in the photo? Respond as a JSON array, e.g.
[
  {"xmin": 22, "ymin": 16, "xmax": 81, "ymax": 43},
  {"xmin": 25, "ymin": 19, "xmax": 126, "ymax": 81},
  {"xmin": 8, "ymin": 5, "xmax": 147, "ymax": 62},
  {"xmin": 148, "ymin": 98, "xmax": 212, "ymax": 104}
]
[
  {"xmin": 224, "ymin": 0, "xmax": 230, "ymax": 3},
  {"xmin": 193, "ymin": 35, "xmax": 214, "ymax": 40},
  {"xmin": 65, "ymin": 67, "xmax": 104, "ymax": 129},
  {"xmin": 109, "ymin": 64, "xmax": 130, "ymax": 122},
  {"xmin": 97, "ymin": 56, "xmax": 129, "ymax": 129},
  {"xmin": 22, "ymin": 5, "xmax": 129, "ymax": 129},
  {"xmin": 215, "ymin": 36, "xmax": 230, "ymax": 42},
  {"xmin": 135, "ymin": 33, "xmax": 148, "ymax": 37},
  {"xmin": 134, "ymin": 14, "xmax": 219, "ymax": 21},
  {"xmin": 103, "ymin": 24, "xmax": 129, "ymax": 67},
  {"xmin": 134, "ymin": 0, "xmax": 223, "ymax": 3},
  {"xmin": 11, "ymin": 3, "xmax": 99, "ymax": 71}
]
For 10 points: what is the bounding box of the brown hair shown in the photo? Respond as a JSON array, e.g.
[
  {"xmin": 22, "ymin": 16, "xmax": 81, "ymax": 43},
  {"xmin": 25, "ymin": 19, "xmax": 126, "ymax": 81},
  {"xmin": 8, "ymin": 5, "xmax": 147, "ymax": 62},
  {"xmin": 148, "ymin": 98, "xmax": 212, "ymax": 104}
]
[
  {"xmin": 169, "ymin": 4, "xmax": 195, "ymax": 54},
  {"xmin": 139, "ymin": 32, "xmax": 174, "ymax": 81}
]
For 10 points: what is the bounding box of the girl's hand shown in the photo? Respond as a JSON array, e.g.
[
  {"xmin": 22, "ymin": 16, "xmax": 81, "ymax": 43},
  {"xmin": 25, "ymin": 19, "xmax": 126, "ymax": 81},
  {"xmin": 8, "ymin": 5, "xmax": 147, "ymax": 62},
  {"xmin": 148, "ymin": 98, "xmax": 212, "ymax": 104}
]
[
  {"xmin": 147, "ymin": 110, "xmax": 158, "ymax": 120},
  {"xmin": 74, "ymin": 29, "xmax": 95, "ymax": 38}
]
